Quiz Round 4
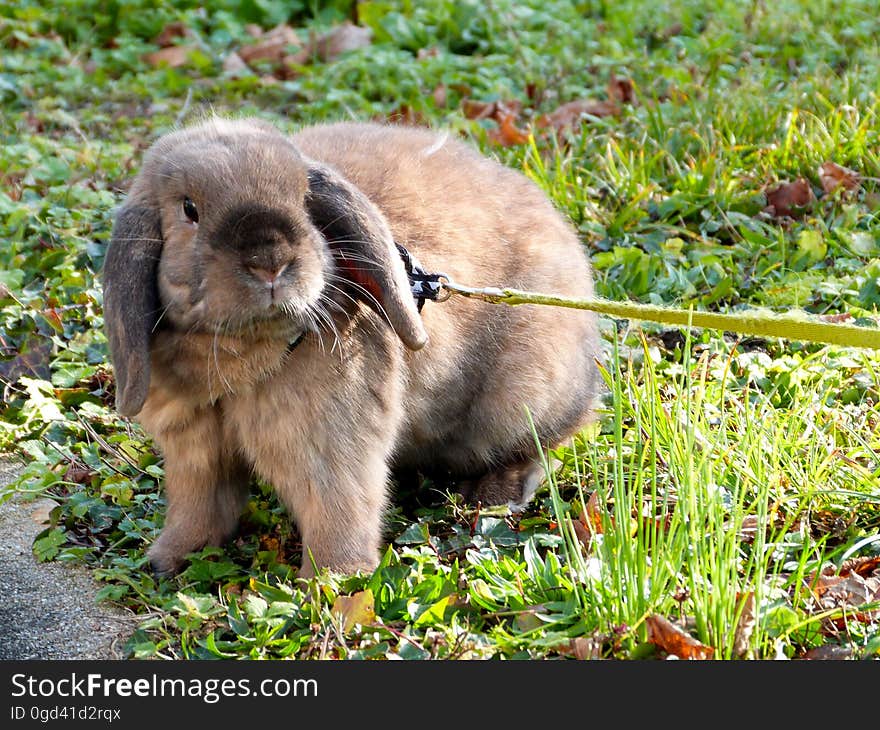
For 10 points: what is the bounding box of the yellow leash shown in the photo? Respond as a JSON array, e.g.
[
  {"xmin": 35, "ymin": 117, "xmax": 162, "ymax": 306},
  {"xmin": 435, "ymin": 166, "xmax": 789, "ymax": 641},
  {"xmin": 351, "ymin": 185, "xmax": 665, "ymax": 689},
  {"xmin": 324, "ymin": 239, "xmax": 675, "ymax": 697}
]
[{"xmin": 438, "ymin": 280, "xmax": 880, "ymax": 350}]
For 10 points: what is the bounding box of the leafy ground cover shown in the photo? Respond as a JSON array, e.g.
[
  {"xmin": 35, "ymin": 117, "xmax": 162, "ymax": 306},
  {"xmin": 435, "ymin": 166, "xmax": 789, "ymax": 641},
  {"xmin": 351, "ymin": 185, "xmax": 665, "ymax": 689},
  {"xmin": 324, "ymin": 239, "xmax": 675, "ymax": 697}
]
[{"xmin": 1, "ymin": 0, "xmax": 879, "ymax": 659}]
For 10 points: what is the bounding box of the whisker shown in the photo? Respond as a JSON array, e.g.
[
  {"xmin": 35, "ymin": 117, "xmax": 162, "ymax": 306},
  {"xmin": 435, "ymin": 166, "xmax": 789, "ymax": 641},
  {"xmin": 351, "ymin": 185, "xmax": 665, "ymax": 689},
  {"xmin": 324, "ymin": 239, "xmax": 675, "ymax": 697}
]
[
  {"xmin": 324, "ymin": 275, "xmax": 394, "ymax": 332},
  {"xmin": 150, "ymin": 302, "xmax": 174, "ymax": 333},
  {"xmin": 110, "ymin": 237, "xmax": 165, "ymax": 243},
  {"xmin": 309, "ymin": 301, "xmax": 338, "ymax": 356},
  {"xmin": 314, "ymin": 299, "xmax": 344, "ymax": 361}
]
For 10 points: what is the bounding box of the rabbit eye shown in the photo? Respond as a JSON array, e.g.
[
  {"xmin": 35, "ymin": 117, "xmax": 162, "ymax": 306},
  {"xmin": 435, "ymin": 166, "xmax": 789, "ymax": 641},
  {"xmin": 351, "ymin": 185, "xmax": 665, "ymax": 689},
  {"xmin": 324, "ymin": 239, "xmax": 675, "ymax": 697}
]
[{"xmin": 182, "ymin": 197, "xmax": 199, "ymax": 224}]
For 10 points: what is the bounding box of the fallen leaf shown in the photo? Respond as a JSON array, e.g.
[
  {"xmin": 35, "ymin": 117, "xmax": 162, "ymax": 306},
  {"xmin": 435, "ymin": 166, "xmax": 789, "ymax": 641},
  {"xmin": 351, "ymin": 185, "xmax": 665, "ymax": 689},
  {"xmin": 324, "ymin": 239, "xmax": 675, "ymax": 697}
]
[
  {"xmin": 557, "ymin": 636, "xmax": 602, "ymax": 660},
  {"xmin": 383, "ymin": 104, "xmax": 428, "ymax": 126},
  {"xmin": 840, "ymin": 555, "xmax": 880, "ymax": 578},
  {"xmin": 432, "ymin": 83, "xmax": 447, "ymax": 108},
  {"xmin": 571, "ymin": 518, "xmax": 591, "ymax": 551},
  {"xmin": 222, "ymin": 51, "xmax": 249, "ymax": 74},
  {"xmin": 661, "ymin": 22, "xmax": 684, "ymax": 40},
  {"xmin": 461, "ymin": 98, "xmax": 522, "ymax": 121},
  {"xmin": 143, "ymin": 45, "xmax": 195, "ymax": 69},
  {"xmin": 645, "ymin": 614, "xmax": 714, "ymax": 659},
  {"xmin": 723, "ymin": 514, "xmax": 760, "ymax": 543},
  {"xmin": 538, "ymin": 98, "xmax": 619, "ymax": 134},
  {"xmin": 332, "ymin": 589, "xmax": 376, "ymax": 632},
  {"xmin": 462, "ymin": 98, "xmax": 494, "ymax": 120},
  {"xmin": 607, "ymin": 73, "xmax": 636, "ymax": 105},
  {"xmin": 732, "ymin": 592, "xmax": 756, "ymax": 658},
  {"xmin": 154, "ymin": 21, "xmax": 191, "ymax": 48},
  {"xmin": 572, "ymin": 489, "xmax": 604, "ymax": 547},
  {"xmin": 818, "ymin": 161, "xmax": 860, "ymax": 195},
  {"xmin": 63, "ymin": 463, "xmax": 93, "ymax": 485},
  {"xmin": 803, "ymin": 645, "xmax": 853, "ymax": 660},
  {"xmin": 764, "ymin": 178, "xmax": 815, "ymax": 217},
  {"xmin": 811, "ymin": 556, "xmax": 880, "ymax": 597},
  {"xmin": 461, "ymin": 98, "xmax": 529, "ymax": 146},
  {"xmin": 238, "ymin": 24, "xmax": 300, "ymax": 65},
  {"xmin": 42, "ymin": 307, "xmax": 63, "ymax": 333},
  {"xmin": 808, "ymin": 559, "xmax": 880, "ymax": 628},
  {"xmin": 0, "ymin": 335, "xmax": 52, "ymax": 382},
  {"xmin": 488, "ymin": 110, "xmax": 529, "ymax": 147},
  {"xmin": 312, "ymin": 22, "xmax": 372, "ymax": 63},
  {"xmin": 29, "ymin": 499, "xmax": 59, "ymax": 526},
  {"xmin": 278, "ymin": 51, "xmax": 311, "ymax": 77},
  {"xmin": 525, "ymin": 81, "xmax": 542, "ymax": 104}
]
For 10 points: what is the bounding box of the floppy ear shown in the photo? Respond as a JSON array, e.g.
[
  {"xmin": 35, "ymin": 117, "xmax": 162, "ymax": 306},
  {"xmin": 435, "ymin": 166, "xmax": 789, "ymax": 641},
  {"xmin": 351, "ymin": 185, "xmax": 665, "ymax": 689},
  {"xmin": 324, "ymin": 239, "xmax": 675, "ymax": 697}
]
[
  {"xmin": 305, "ymin": 164, "xmax": 428, "ymax": 351},
  {"xmin": 102, "ymin": 201, "xmax": 163, "ymax": 417}
]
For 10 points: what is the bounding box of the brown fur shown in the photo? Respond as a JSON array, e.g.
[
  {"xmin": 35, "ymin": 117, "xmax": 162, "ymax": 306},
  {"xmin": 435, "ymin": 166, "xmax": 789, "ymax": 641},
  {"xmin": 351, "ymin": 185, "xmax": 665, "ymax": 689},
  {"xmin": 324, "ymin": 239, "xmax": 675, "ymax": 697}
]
[{"xmin": 102, "ymin": 117, "xmax": 600, "ymax": 576}]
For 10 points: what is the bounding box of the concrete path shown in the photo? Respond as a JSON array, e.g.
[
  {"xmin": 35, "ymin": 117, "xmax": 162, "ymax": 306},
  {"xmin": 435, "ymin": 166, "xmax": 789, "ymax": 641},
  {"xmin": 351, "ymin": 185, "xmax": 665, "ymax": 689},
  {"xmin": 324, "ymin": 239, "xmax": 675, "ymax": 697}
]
[{"xmin": 0, "ymin": 460, "xmax": 135, "ymax": 659}]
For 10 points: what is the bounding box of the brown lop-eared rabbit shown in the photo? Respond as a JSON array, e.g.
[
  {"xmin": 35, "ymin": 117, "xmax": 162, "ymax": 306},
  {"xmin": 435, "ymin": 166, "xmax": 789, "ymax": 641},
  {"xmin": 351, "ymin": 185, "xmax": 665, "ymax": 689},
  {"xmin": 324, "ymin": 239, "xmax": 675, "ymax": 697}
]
[{"xmin": 103, "ymin": 117, "xmax": 600, "ymax": 577}]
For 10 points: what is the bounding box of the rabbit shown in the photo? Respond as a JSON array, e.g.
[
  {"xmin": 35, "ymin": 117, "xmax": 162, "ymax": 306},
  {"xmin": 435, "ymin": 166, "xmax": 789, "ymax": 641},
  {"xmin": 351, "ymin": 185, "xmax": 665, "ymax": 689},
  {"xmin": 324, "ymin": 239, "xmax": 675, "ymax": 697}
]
[{"xmin": 102, "ymin": 116, "xmax": 600, "ymax": 577}]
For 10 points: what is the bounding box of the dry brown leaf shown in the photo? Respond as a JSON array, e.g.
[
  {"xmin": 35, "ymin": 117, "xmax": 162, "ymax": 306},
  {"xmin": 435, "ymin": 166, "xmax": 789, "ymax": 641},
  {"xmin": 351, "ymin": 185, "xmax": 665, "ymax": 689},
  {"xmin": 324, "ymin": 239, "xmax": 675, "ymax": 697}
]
[
  {"xmin": 63, "ymin": 463, "xmax": 94, "ymax": 485},
  {"xmin": 525, "ymin": 81, "xmax": 542, "ymax": 104},
  {"xmin": 818, "ymin": 161, "xmax": 860, "ymax": 195},
  {"xmin": 462, "ymin": 98, "xmax": 495, "ymax": 120},
  {"xmin": 557, "ymin": 637, "xmax": 602, "ymax": 660},
  {"xmin": 42, "ymin": 307, "xmax": 63, "ymax": 332},
  {"xmin": 143, "ymin": 45, "xmax": 194, "ymax": 69},
  {"xmin": 222, "ymin": 51, "xmax": 249, "ymax": 74},
  {"xmin": 154, "ymin": 21, "xmax": 191, "ymax": 48},
  {"xmin": 461, "ymin": 98, "xmax": 522, "ymax": 121},
  {"xmin": 432, "ymin": 83, "xmax": 447, "ymax": 108},
  {"xmin": 803, "ymin": 645, "xmax": 854, "ymax": 660},
  {"xmin": 645, "ymin": 614, "xmax": 714, "ymax": 660},
  {"xmin": 538, "ymin": 99, "xmax": 619, "ymax": 133},
  {"xmin": 383, "ymin": 104, "xmax": 428, "ymax": 126},
  {"xmin": 576, "ymin": 489, "xmax": 604, "ymax": 541},
  {"xmin": 809, "ymin": 561, "xmax": 880, "ymax": 624},
  {"xmin": 840, "ymin": 555, "xmax": 880, "ymax": 578},
  {"xmin": 487, "ymin": 111, "xmax": 529, "ymax": 147},
  {"xmin": 814, "ymin": 556, "xmax": 880, "ymax": 589},
  {"xmin": 661, "ymin": 22, "xmax": 684, "ymax": 40},
  {"xmin": 238, "ymin": 24, "xmax": 300, "ymax": 64},
  {"xmin": 722, "ymin": 514, "xmax": 760, "ymax": 543},
  {"xmin": 331, "ymin": 589, "xmax": 376, "ymax": 632},
  {"xmin": 764, "ymin": 178, "xmax": 815, "ymax": 217},
  {"xmin": 312, "ymin": 22, "xmax": 372, "ymax": 63},
  {"xmin": 571, "ymin": 518, "xmax": 591, "ymax": 552},
  {"xmin": 607, "ymin": 74, "xmax": 635, "ymax": 105},
  {"xmin": 732, "ymin": 592, "xmax": 756, "ymax": 658},
  {"xmin": 29, "ymin": 499, "xmax": 59, "ymax": 526}
]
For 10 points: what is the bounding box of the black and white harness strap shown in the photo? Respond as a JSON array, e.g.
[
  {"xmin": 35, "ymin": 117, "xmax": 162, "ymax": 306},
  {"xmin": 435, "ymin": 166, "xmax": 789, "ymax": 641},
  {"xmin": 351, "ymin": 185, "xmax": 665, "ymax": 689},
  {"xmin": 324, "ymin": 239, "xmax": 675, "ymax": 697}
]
[{"xmin": 396, "ymin": 243, "xmax": 445, "ymax": 312}]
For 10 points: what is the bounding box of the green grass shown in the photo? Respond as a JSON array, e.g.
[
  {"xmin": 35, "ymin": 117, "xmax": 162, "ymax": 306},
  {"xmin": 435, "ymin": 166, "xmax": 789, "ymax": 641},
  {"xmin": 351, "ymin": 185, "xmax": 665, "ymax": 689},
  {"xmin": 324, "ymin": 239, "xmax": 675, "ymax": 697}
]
[{"xmin": 1, "ymin": 0, "xmax": 879, "ymax": 659}]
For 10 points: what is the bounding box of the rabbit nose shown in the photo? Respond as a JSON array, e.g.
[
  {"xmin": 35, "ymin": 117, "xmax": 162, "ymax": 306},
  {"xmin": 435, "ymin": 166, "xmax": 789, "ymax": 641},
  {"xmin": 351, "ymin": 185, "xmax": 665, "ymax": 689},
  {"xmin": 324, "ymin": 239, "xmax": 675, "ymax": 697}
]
[{"xmin": 248, "ymin": 263, "xmax": 288, "ymax": 287}]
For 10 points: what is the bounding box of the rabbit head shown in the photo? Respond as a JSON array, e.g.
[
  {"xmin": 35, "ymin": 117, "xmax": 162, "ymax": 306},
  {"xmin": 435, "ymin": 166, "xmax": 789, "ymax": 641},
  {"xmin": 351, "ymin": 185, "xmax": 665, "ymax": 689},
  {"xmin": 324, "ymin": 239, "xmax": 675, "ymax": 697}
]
[{"xmin": 102, "ymin": 117, "xmax": 427, "ymax": 417}]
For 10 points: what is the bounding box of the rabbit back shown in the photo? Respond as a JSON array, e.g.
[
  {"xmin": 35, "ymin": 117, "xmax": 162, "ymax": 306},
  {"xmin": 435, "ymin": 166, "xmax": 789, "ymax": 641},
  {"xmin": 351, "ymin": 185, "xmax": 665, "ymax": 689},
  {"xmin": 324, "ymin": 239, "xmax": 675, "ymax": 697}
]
[{"xmin": 293, "ymin": 123, "xmax": 600, "ymax": 477}]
